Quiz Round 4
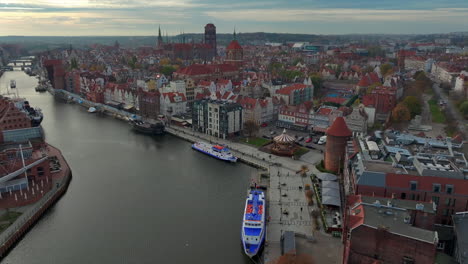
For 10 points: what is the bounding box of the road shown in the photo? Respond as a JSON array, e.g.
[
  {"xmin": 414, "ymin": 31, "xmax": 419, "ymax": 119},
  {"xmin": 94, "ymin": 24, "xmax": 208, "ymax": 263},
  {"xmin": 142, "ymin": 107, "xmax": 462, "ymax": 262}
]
[{"xmin": 429, "ymin": 77, "xmax": 468, "ymax": 138}]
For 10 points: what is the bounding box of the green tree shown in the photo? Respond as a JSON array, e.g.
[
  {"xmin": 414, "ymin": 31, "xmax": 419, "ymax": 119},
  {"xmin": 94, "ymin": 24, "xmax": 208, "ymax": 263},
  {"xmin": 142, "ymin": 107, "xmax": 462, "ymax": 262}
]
[
  {"xmin": 392, "ymin": 102, "xmax": 411, "ymax": 122},
  {"xmin": 161, "ymin": 65, "xmax": 176, "ymax": 76},
  {"xmin": 403, "ymin": 96, "xmax": 422, "ymax": 117},
  {"xmin": 459, "ymin": 101, "xmax": 468, "ymax": 116},
  {"xmin": 310, "ymin": 74, "xmax": 323, "ymax": 96},
  {"xmin": 70, "ymin": 58, "xmax": 78, "ymax": 69}
]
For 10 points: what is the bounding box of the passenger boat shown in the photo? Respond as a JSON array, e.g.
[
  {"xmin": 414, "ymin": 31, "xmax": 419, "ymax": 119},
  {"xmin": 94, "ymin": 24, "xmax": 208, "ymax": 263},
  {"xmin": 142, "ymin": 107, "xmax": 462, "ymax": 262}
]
[
  {"xmin": 241, "ymin": 187, "xmax": 266, "ymax": 258},
  {"xmin": 129, "ymin": 119, "xmax": 165, "ymax": 135},
  {"xmin": 191, "ymin": 142, "xmax": 237, "ymax": 162},
  {"xmin": 88, "ymin": 107, "xmax": 97, "ymax": 113}
]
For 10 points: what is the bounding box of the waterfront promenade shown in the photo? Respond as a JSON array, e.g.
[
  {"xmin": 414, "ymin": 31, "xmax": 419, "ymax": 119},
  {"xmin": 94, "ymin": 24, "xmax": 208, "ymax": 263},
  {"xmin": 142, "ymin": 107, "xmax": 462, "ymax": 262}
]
[{"xmin": 165, "ymin": 125, "xmax": 329, "ymax": 262}]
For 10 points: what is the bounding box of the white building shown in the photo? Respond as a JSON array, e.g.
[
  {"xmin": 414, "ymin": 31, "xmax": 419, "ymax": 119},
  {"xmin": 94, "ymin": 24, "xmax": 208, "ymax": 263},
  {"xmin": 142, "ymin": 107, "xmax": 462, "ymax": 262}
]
[{"xmin": 160, "ymin": 92, "xmax": 187, "ymax": 116}]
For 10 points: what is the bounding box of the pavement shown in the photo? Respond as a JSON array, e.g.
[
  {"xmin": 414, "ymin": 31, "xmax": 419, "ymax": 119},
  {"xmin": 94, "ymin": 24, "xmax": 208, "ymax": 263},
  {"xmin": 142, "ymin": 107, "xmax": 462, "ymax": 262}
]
[
  {"xmin": 165, "ymin": 125, "xmax": 338, "ymax": 263},
  {"xmin": 429, "ymin": 77, "xmax": 468, "ymax": 138}
]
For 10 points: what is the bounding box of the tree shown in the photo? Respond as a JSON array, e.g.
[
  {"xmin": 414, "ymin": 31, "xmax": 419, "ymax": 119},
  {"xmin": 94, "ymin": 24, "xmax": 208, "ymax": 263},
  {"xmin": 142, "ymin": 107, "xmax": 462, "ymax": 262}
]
[
  {"xmin": 352, "ymin": 98, "xmax": 361, "ymax": 107},
  {"xmin": 243, "ymin": 120, "xmax": 260, "ymax": 138},
  {"xmin": 70, "ymin": 58, "xmax": 78, "ymax": 69},
  {"xmin": 310, "ymin": 74, "xmax": 323, "ymax": 96},
  {"xmin": 403, "ymin": 96, "xmax": 422, "ymax": 117},
  {"xmin": 161, "ymin": 65, "xmax": 176, "ymax": 77},
  {"xmin": 459, "ymin": 100, "xmax": 468, "ymax": 116},
  {"xmin": 296, "ymin": 165, "xmax": 309, "ymax": 177},
  {"xmin": 380, "ymin": 63, "xmax": 393, "ymax": 77},
  {"xmin": 366, "ymin": 82, "xmax": 381, "ymax": 94},
  {"xmin": 392, "ymin": 102, "xmax": 411, "ymax": 122}
]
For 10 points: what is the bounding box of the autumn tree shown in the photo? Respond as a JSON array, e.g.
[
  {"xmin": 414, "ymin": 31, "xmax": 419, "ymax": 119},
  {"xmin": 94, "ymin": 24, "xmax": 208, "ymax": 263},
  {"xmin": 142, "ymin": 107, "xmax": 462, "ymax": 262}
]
[
  {"xmin": 403, "ymin": 96, "xmax": 422, "ymax": 117},
  {"xmin": 161, "ymin": 65, "xmax": 176, "ymax": 77},
  {"xmin": 380, "ymin": 63, "xmax": 393, "ymax": 77},
  {"xmin": 392, "ymin": 102, "xmax": 411, "ymax": 122},
  {"xmin": 243, "ymin": 120, "xmax": 260, "ymax": 138},
  {"xmin": 309, "ymin": 74, "xmax": 323, "ymax": 96}
]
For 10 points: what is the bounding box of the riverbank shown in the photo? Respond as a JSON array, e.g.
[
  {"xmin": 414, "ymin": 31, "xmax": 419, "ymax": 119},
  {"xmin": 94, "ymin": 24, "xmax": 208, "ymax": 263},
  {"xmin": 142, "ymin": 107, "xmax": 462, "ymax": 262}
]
[
  {"xmin": 0, "ymin": 144, "xmax": 72, "ymax": 259},
  {"xmin": 46, "ymin": 87, "xmax": 334, "ymax": 263}
]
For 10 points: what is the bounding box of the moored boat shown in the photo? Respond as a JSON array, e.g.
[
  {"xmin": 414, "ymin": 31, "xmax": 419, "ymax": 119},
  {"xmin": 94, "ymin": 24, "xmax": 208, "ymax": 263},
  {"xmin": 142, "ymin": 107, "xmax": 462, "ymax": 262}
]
[
  {"xmin": 191, "ymin": 142, "xmax": 237, "ymax": 162},
  {"xmin": 129, "ymin": 119, "xmax": 165, "ymax": 135},
  {"xmin": 241, "ymin": 188, "xmax": 266, "ymax": 258},
  {"xmin": 88, "ymin": 107, "xmax": 97, "ymax": 113}
]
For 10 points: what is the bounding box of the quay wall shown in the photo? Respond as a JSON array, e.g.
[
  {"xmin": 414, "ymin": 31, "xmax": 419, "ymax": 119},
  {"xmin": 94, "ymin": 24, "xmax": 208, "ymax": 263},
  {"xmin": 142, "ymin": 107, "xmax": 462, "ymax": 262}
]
[
  {"xmin": 0, "ymin": 145, "xmax": 72, "ymax": 259},
  {"xmin": 52, "ymin": 89, "xmax": 274, "ymax": 170}
]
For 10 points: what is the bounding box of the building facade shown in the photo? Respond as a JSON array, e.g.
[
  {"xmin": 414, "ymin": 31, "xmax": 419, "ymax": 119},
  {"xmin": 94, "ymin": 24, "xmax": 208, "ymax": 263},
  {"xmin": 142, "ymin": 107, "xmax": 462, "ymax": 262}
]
[{"xmin": 192, "ymin": 100, "xmax": 243, "ymax": 139}]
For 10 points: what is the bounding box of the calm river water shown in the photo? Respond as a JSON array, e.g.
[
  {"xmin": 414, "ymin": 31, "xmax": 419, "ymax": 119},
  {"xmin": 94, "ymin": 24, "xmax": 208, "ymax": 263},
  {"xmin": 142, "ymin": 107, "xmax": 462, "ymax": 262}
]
[{"xmin": 0, "ymin": 71, "xmax": 255, "ymax": 264}]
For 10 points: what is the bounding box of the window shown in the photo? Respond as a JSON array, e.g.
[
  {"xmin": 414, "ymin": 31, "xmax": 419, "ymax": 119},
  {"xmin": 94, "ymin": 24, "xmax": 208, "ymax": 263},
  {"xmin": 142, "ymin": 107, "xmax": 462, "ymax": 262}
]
[
  {"xmin": 402, "ymin": 256, "xmax": 414, "ymax": 264},
  {"xmin": 445, "ymin": 198, "xmax": 451, "ymax": 206},
  {"xmin": 432, "ymin": 196, "xmax": 440, "ymax": 205},
  {"xmin": 452, "ymin": 199, "xmax": 456, "ymax": 207},
  {"xmin": 442, "ymin": 209, "xmax": 449, "ymax": 216},
  {"xmin": 446, "ymin": 184, "xmax": 454, "ymax": 194},
  {"xmin": 410, "ymin": 181, "xmax": 417, "ymax": 191},
  {"xmin": 401, "ymin": 193, "xmax": 406, "ymax": 199},
  {"xmin": 437, "ymin": 242, "xmax": 445, "ymax": 250},
  {"xmin": 433, "ymin": 184, "xmax": 441, "ymax": 193}
]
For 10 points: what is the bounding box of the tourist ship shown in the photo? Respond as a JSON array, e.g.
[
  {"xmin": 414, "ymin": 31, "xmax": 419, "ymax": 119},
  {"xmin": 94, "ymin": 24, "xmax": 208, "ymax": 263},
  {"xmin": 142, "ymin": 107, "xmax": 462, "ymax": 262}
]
[
  {"xmin": 129, "ymin": 119, "xmax": 165, "ymax": 135},
  {"xmin": 10, "ymin": 80, "xmax": 16, "ymax": 89},
  {"xmin": 241, "ymin": 187, "xmax": 266, "ymax": 258},
  {"xmin": 191, "ymin": 142, "xmax": 237, "ymax": 162}
]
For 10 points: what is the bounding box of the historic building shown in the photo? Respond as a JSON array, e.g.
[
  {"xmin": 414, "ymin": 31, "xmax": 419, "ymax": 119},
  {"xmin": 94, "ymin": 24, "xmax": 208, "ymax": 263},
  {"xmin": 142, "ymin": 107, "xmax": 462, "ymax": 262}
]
[
  {"xmin": 138, "ymin": 89, "xmax": 161, "ymax": 119},
  {"xmin": 204, "ymin": 23, "xmax": 217, "ymax": 57},
  {"xmin": 324, "ymin": 117, "xmax": 352, "ymax": 173},
  {"xmin": 225, "ymin": 31, "xmax": 243, "ymax": 68}
]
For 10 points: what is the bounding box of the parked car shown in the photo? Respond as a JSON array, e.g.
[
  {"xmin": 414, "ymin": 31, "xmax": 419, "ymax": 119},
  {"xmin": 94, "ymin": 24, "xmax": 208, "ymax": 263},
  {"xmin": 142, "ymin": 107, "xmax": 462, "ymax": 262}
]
[
  {"xmin": 305, "ymin": 137, "xmax": 312, "ymax": 143},
  {"xmin": 306, "ymin": 145, "xmax": 315, "ymax": 149},
  {"xmin": 317, "ymin": 136, "xmax": 327, "ymax": 145},
  {"xmin": 298, "ymin": 136, "xmax": 304, "ymax": 141},
  {"xmin": 270, "ymin": 131, "xmax": 276, "ymax": 135},
  {"xmin": 313, "ymin": 137, "xmax": 320, "ymax": 144},
  {"xmin": 261, "ymin": 122, "xmax": 268, "ymax": 127}
]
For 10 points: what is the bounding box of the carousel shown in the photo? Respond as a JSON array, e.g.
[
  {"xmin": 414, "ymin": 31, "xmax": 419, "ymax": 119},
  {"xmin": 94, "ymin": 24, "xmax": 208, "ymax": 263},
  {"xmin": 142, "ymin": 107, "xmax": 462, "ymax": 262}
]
[{"xmin": 271, "ymin": 129, "xmax": 298, "ymax": 156}]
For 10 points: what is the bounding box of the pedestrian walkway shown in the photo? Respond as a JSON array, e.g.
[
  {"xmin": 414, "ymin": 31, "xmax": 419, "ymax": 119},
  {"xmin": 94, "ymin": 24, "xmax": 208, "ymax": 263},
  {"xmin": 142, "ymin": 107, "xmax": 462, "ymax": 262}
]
[{"xmin": 165, "ymin": 126, "xmax": 323, "ymax": 262}]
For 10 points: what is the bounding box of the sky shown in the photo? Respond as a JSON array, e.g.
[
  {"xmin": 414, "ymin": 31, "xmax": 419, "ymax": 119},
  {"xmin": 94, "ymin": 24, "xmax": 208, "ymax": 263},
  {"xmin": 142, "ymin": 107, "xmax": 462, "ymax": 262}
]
[{"xmin": 0, "ymin": 0, "xmax": 468, "ymax": 36}]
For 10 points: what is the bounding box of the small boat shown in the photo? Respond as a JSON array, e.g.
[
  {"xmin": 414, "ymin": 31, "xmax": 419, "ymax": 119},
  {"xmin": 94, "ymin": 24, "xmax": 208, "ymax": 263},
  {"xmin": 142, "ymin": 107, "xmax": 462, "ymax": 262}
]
[
  {"xmin": 88, "ymin": 107, "xmax": 97, "ymax": 113},
  {"xmin": 241, "ymin": 188, "xmax": 266, "ymax": 258},
  {"xmin": 129, "ymin": 119, "xmax": 165, "ymax": 135},
  {"xmin": 35, "ymin": 84, "xmax": 47, "ymax": 92},
  {"xmin": 191, "ymin": 142, "xmax": 237, "ymax": 162},
  {"xmin": 10, "ymin": 80, "xmax": 16, "ymax": 89}
]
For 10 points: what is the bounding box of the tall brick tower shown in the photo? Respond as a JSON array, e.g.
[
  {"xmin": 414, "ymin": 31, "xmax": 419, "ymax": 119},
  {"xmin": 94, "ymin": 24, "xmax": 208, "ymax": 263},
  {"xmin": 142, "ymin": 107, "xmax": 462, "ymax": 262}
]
[
  {"xmin": 325, "ymin": 117, "xmax": 352, "ymax": 173},
  {"xmin": 204, "ymin": 23, "xmax": 217, "ymax": 57}
]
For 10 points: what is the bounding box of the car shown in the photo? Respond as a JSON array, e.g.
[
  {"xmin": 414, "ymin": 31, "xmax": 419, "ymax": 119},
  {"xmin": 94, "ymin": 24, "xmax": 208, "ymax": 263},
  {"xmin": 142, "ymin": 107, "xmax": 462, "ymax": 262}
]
[
  {"xmin": 261, "ymin": 122, "xmax": 268, "ymax": 127},
  {"xmin": 317, "ymin": 136, "xmax": 327, "ymax": 145},
  {"xmin": 313, "ymin": 137, "xmax": 320, "ymax": 144},
  {"xmin": 270, "ymin": 131, "xmax": 276, "ymax": 135},
  {"xmin": 305, "ymin": 137, "xmax": 312, "ymax": 143},
  {"xmin": 298, "ymin": 136, "xmax": 304, "ymax": 141},
  {"xmin": 306, "ymin": 145, "xmax": 315, "ymax": 149}
]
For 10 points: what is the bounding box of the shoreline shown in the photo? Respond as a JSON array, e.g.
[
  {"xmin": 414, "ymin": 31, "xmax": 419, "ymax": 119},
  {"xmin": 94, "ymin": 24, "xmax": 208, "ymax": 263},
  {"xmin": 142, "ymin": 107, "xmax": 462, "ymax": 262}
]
[{"xmin": 0, "ymin": 144, "xmax": 72, "ymax": 259}]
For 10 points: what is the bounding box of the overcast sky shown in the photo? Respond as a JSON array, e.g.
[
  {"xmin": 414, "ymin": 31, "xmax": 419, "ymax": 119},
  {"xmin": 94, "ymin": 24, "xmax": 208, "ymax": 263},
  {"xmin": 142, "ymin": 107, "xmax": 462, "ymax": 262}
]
[{"xmin": 0, "ymin": 0, "xmax": 467, "ymax": 36}]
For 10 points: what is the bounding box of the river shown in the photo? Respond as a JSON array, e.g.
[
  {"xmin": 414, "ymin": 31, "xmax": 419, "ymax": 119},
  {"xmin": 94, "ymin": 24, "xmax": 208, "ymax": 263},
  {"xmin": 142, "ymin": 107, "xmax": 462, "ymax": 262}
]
[{"xmin": 0, "ymin": 71, "xmax": 255, "ymax": 264}]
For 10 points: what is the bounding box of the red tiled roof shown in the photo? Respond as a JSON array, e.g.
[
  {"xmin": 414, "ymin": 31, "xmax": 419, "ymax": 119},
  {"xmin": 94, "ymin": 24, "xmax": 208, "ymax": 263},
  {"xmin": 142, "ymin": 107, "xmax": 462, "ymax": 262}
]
[
  {"xmin": 357, "ymin": 76, "xmax": 371, "ymax": 87},
  {"xmin": 276, "ymin": 83, "xmax": 308, "ymax": 95},
  {"xmin": 162, "ymin": 92, "xmax": 186, "ymax": 103},
  {"xmin": 326, "ymin": 117, "xmax": 352, "ymax": 137},
  {"xmin": 317, "ymin": 107, "xmax": 333, "ymax": 116},
  {"xmin": 227, "ymin": 40, "xmax": 242, "ymax": 50}
]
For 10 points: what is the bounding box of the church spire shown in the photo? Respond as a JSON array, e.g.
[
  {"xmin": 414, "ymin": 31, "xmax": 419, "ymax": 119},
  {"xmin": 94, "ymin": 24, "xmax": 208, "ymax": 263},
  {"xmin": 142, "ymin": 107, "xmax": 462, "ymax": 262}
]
[
  {"xmin": 233, "ymin": 27, "xmax": 237, "ymax": 40},
  {"xmin": 157, "ymin": 25, "xmax": 163, "ymax": 48}
]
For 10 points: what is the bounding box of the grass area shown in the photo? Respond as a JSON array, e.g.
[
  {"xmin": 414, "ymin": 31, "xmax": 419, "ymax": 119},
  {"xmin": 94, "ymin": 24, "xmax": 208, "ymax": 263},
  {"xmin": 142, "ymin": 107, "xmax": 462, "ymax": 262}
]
[
  {"xmin": 0, "ymin": 211, "xmax": 22, "ymax": 233},
  {"xmin": 241, "ymin": 137, "xmax": 271, "ymax": 147},
  {"xmin": 293, "ymin": 147, "xmax": 309, "ymax": 158},
  {"xmin": 428, "ymin": 99, "xmax": 447, "ymax": 123},
  {"xmin": 316, "ymin": 160, "xmax": 336, "ymax": 174}
]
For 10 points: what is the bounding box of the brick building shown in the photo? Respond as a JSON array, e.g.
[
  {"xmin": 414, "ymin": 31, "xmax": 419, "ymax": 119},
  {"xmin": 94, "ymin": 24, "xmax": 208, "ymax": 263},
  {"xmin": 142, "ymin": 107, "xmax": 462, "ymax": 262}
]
[
  {"xmin": 138, "ymin": 89, "xmax": 161, "ymax": 119},
  {"xmin": 325, "ymin": 117, "xmax": 352, "ymax": 173},
  {"xmin": 362, "ymin": 86, "xmax": 397, "ymax": 116},
  {"xmin": 343, "ymin": 195, "xmax": 438, "ymax": 264}
]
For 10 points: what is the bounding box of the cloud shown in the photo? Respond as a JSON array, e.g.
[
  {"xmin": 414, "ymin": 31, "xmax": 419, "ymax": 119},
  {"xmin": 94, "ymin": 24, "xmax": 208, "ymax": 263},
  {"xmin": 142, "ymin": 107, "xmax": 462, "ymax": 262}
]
[{"xmin": 204, "ymin": 8, "xmax": 468, "ymax": 23}]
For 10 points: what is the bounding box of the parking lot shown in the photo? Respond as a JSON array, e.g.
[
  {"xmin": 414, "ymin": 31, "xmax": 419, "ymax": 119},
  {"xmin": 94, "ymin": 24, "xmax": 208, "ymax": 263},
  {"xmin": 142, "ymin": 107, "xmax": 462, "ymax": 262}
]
[{"xmin": 258, "ymin": 123, "xmax": 326, "ymax": 152}]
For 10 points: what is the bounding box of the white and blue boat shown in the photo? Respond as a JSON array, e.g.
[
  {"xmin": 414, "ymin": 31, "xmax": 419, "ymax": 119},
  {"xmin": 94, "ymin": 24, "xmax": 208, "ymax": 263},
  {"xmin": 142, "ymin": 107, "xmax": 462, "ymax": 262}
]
[
  {"xmin": 241, "ymin": 188, "xmax": 266, "ymax": 258},
  {"xmin": 191, "ymin": 142, "xmax": 237, "ymax": 162}
]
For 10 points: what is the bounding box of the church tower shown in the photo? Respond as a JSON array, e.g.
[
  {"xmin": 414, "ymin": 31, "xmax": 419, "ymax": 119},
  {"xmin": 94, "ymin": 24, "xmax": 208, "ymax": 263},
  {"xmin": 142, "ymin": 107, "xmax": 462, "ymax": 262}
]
[
  {"xmin": 225, "ymin": 29, "xmax": 243, "ymax": 68},
  {"xmin": 204, "ymin": 23, "xmax": 217, "ymax": 58},
  {"xmin": 157, "ymin": 25, "xmax": 163, "ymax": 49}
]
